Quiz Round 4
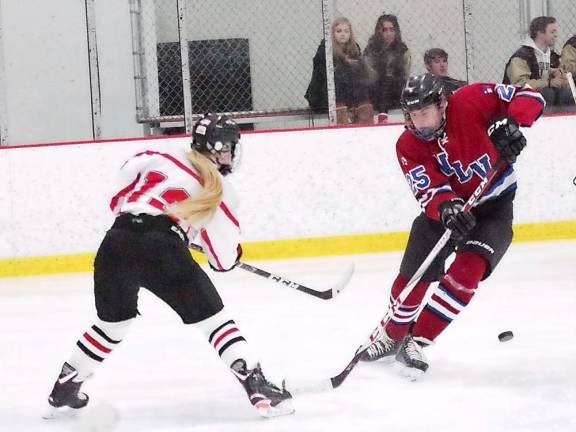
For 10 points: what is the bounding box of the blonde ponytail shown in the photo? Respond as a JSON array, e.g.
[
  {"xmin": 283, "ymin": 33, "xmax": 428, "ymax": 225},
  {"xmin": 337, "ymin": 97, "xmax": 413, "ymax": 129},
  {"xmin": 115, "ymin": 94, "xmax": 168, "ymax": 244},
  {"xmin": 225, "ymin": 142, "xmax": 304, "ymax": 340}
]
[{"xmin": 169, "ymin": 150, "xmax": 223, "ymax": 225}]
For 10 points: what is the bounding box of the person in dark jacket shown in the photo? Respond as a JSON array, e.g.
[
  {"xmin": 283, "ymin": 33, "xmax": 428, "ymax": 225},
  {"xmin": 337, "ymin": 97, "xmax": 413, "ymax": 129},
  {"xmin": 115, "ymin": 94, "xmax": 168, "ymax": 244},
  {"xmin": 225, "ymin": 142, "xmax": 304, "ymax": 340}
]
[
  {"xmin": 363, "ymin": 13, "xmax": 411, "ymax": 114},
  {"xmin": 305, "ymin": 17, "xmax": 374, "ymax": 124},
  {"xmin": 424, "ymin": 48, "xmax": 466, "ymax": 95}
]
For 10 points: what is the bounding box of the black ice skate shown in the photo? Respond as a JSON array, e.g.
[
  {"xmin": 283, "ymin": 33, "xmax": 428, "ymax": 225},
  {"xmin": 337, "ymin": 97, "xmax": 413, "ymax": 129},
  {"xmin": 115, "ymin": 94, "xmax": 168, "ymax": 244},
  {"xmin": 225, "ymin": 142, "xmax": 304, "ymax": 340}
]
[
  {"xmin": 395, "ymin": 335, "xmax": 429, "ymax": 380},
  {"xmin": 359, "ymin": 329, "xmax": 402, "ymax": 362},
  {"xmin": 43, "ymin": 362, "xmax": 89, "ymax": 419},
  {"xmin": 231, "ymin": 359, "xmax": 294, "ymax": 418}
]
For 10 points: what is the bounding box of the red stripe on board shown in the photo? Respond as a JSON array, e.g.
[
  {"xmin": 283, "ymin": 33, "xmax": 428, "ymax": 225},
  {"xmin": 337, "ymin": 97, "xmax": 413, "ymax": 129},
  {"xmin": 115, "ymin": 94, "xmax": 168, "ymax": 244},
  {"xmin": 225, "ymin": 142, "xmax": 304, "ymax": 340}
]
[
  {"xmin": 201, "ymin": 229, "xmax": 224, "ymax": 270},
  {"xmin": 0, "ymin": 123, "xmax": 401, "ymax": 150},
  {"xmin": 0, "ymin": 133, "xmax": 187, "ymax": 150},
  {"xmin": 213, "ymin": 327, "xmax": 239, "ymax": 348},
  {"xmin": 1, "ymin": 111, "xmax": 575, "ymax": 150},
  {"xmin": 238, "ymin": 121, "xmax": 406, "ymax": 135},
  {"xmin": 83, "ymin": 332, "xmax": 112, "ymax": 354},
  {"xmin": 109, "ymin": 173, "xmax": 141, "ymax": 212},
  {"xmin": 219, "ymin": 202, "xmax": 239, "ymax": 227}
]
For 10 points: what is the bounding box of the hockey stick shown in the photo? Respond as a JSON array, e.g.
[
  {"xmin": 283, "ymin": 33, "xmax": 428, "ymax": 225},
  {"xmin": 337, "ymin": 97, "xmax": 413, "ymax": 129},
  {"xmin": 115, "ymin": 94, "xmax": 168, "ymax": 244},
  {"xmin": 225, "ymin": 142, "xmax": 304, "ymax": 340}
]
[
  {"xmin": 566, "ymin": 72, "xmax": 576, "ymax": 105},
  {"xmin": 190, "ymin": 244, "xmax": 355, "ymax": 300},
  {"xmin": 291, "ymin": 158, "xmax": 506, "ymax": 392}
]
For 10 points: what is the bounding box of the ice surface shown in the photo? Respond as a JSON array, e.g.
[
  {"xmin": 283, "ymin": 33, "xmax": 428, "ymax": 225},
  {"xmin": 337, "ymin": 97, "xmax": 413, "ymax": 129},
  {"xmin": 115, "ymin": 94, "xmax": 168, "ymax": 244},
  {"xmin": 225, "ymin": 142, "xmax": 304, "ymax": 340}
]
[{"xmin": 1, "ymin": 240, "xmax": 575, "ymax": 431}]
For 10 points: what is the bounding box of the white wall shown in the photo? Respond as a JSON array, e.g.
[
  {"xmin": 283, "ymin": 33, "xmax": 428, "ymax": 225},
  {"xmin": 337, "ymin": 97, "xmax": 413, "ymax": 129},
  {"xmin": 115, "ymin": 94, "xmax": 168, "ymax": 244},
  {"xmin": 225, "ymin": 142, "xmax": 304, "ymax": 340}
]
[
  {"xmin": 95, "ymin": 0, "xmax": 144, "ymax": 139},
  {"xmin": 0, "ymin": 0, "xmax": 142, "ymax": 145},
  {"xmin": 1, "ymin": 0, "xmax": 93, "ymax": 144},
  {"xmin": 0, "ymin": 117, "xmax": 575, "ymax": 259}
]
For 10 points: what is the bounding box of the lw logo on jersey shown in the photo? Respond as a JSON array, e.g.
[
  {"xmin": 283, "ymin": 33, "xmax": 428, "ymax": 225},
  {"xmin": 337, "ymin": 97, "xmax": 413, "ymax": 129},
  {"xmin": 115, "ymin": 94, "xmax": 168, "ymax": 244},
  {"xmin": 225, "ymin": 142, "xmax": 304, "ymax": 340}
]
[{"xmin": 436, "ymin": 153, "xmax": 491, "ymax": 183}]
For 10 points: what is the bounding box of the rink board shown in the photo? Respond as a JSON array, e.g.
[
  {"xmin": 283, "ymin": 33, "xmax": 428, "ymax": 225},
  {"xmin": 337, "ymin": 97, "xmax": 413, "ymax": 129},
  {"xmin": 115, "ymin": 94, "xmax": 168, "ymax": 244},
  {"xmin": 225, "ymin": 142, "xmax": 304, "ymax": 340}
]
[{"xmin": 1, "ymin": 116, "xmax": 575, "ymax": 277}]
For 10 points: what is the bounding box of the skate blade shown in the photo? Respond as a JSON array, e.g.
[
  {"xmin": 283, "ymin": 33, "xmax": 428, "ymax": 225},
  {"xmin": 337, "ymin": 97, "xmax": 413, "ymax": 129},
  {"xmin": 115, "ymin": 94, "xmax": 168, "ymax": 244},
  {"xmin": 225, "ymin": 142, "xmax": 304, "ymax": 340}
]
[
  {"xmin": 361, "ymin": 354, "xmax": 397, "ymax": 364},
  {"xmin": 399, "ymin": 365, "xmax": 426, "ymax": 381},
  {"xmin": 42, "ymin": 405, "xmax": 84, "ymax": 420},
  {"xmin": 256, "ymin": 399, "xmax": 295, "ymax": 418}
]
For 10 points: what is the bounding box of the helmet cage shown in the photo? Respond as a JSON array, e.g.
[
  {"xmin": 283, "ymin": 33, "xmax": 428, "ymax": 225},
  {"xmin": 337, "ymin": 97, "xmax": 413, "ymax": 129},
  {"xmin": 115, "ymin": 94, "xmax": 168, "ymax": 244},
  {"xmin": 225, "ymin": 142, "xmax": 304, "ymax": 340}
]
[{"xmin": 400, "ymin": 74, "xmax": 446, "ymax": 141}]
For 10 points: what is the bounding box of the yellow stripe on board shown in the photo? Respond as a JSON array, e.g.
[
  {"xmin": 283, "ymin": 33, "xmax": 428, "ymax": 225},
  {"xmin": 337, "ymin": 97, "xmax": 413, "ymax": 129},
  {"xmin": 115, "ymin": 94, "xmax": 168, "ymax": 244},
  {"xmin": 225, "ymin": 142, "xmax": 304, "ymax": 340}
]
[
  {"xmin": 241, "ymin": 231, "xmax": 410, "ymax": 260},
  {"xmin": 1, "ymin": 220, "xmax": 575, "ymax": 278},
  {"xmin": 513, "ymin": 220, "xmax": 576, "ymax": 243},
  {"xmin": 0, "ymin": 253, "xmax": 95, "ymax": 278}
]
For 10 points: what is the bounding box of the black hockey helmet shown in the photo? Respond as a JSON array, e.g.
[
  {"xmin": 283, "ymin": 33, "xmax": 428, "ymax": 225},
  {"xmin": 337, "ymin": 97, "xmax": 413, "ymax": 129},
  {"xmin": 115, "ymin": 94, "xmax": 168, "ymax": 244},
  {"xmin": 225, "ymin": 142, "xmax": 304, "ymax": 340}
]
[
  {"xmin": 400, "ymin": 73, "xmax": 446, "ymax": 141},
  {"xmin": 191, "ymin": 113, "xmax": 241, "ymax": 175}
]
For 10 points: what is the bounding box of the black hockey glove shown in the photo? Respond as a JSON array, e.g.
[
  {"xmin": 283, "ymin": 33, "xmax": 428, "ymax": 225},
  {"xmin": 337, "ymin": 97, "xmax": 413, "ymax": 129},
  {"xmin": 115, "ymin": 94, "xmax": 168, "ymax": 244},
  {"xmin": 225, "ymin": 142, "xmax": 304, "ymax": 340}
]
[
  {"xmin": 439, "ymin": 198, "xmax": 476, "ymax": 243},
  {"xmin": 209, "ymin": 244, "xmax": 243, "ymax": 272},
  {"xmin": 487, "ymin": 116, "xmax": 526, "ymax": 164}
]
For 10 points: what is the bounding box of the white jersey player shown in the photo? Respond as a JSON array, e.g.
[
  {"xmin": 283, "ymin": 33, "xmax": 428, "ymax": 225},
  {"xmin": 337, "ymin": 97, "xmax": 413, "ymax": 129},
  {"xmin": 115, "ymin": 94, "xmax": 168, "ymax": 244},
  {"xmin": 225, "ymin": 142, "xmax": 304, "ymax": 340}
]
[{"xmin": 44, "ymin": 114, "xmax": 294, "ymax": 419}]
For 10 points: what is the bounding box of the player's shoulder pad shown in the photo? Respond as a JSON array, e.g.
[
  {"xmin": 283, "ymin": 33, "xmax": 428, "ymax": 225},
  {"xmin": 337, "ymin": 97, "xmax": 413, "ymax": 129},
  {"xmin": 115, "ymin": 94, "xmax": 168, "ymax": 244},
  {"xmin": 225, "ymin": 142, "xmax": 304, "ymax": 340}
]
[
  {"xmin": 220, "ymin": 176, "xmax": 240, "ymax": 210},
  {"xmin": 449, "ymin": 82, "xmax": 488, "ymax": 98},
  {"xmin": 469, "ymin": 82, "xmax": 518, "ymax": 102},
  {"xmin": 396, "ymin": 129, "xmax": 428, "ymax": 162},
  {"xmin": 396, "ymin": 128, "xmax": 416, "ymax": 149}
]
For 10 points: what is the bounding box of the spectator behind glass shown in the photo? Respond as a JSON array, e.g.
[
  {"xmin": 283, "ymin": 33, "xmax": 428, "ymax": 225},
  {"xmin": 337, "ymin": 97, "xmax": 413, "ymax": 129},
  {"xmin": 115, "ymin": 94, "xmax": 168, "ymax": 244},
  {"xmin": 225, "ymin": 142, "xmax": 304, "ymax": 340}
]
[
  {"xmin": 363, "ymin": 13, "xmax": 411, "ymax": 114},
  {"xmin": 304, "ymin": 17, "xmax": 374, "ymax": 124},
  {"xmin": 560, "ymin": 34, "xmax": 576, "ymax": 75},
  {"xmin": 423, "ymin": 48, "xmax": 466, "ymax": 94},
  {"xmin": 503, "ymin": 16, "xmax": 574, "ymax": 109}
]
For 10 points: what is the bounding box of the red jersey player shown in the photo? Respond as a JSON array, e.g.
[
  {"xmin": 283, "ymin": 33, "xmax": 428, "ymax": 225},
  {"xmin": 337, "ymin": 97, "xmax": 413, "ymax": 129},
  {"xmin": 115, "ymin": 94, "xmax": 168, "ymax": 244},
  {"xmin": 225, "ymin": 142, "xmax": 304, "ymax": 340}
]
[
  {"xmin": 360, "ymin": 73, "xmax": 545, "ymax": 378},
  {"xmin": 44, "ymin": 114, "xmax": 294, "ymax": 419}
]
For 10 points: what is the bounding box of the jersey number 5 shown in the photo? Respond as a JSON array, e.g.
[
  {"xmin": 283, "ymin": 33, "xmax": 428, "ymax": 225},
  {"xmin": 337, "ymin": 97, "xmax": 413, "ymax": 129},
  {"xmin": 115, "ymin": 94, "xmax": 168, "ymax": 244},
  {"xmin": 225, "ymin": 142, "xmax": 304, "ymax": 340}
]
[{"xmin": 406, "ymin": 165, "xmax": 430, "ymax": 192}]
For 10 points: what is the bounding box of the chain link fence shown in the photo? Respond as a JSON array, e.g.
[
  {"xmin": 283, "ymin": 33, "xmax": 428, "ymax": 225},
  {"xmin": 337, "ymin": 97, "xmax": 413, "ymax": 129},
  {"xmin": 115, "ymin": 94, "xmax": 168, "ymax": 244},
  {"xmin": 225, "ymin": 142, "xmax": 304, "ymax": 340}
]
[
  {"xmin": 549, "ymin": 0, "xmax": 576, "ymax": 49},
  {"xmin": 129, "ymin": 0, "xmax": 576, "ymax": 131},
  {"xmin": 130, "ymin": 0, "xmax": 323, "ymax": 129}
]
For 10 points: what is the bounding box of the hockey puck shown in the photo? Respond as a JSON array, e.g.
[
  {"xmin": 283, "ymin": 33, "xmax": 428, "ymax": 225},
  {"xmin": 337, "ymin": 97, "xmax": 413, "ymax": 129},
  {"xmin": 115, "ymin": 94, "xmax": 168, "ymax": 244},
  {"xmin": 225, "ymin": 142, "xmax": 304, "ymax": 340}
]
[{"xmin": 498, "ymin": 330, "xmax": 514, "ymax": 342}]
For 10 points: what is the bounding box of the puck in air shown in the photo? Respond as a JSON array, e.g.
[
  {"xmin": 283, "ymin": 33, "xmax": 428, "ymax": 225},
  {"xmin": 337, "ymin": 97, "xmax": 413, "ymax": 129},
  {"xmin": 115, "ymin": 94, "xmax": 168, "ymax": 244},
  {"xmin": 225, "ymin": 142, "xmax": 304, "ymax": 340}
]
[{"xmin": 498, "ymin": 330, "xmax": 514, "ymax": 342}]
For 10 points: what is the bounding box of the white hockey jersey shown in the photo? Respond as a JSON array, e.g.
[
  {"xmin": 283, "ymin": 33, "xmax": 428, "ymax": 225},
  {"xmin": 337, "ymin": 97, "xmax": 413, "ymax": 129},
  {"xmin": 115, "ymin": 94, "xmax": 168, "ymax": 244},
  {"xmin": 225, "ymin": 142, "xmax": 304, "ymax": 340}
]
[{"xmin": 109, "ymin": 148, "xmax": 240, "ymax": 271}]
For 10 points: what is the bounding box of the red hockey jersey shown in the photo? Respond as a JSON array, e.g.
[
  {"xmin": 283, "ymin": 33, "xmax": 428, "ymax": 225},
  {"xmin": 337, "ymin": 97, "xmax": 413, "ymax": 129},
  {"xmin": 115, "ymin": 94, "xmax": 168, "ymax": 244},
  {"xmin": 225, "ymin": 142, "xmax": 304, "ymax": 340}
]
[{"xmin": 396, "ymin": 82, "xmax": 545, "ymax": 220}]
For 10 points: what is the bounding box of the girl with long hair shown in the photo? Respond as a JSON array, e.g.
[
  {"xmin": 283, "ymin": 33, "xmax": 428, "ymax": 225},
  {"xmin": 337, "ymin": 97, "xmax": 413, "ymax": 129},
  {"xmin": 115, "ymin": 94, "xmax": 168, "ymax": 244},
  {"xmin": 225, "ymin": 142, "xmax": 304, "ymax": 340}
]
[
  {"xmin": 44, "ymin": 114, "xmax": 294, "ymax": 420},
  {"xmin": 364, "ymin": 13, "xmax": 411, "ymax": 113},
  {"xmin": 305, "ymin": 17, "xmax": 374, "ymax": 124}
]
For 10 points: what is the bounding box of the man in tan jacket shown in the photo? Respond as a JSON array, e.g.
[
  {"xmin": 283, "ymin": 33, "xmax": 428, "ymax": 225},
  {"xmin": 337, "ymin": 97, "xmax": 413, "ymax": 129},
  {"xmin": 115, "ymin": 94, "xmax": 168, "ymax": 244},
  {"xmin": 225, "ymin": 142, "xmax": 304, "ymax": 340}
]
[
  {"xmin": 560, "ymin": 35, "xmax": 576, "ymax": 75},
  {"xmin": 503, "ymin": 16, "xmax": 573, "ymax": 109}
]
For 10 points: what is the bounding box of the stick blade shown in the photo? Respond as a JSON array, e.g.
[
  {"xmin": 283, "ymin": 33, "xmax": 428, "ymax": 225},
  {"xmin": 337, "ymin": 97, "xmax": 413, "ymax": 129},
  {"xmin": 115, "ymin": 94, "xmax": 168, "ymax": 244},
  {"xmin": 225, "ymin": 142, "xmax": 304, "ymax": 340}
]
[{"xmin": 330, "ymin": 262, "xmax": 355, "ymax": 298}]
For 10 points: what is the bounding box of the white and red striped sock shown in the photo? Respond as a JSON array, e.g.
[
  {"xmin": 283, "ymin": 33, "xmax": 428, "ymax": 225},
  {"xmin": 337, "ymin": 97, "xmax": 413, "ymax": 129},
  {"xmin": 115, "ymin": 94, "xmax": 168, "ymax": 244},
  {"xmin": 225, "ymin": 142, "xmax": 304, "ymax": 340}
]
[
  {"xmin": 196, "ymin": 309, "xmax": 257, "ymax": 371},
  {"xmin": 412, "ymin": 252, "xmax": 486, "ymax": 342},
  {"xmin": 68, "ymin": 318, "xmax": 133, "ymax": 381},
  {"xmin": 385, "ymin": 274, "xmax": 430, "ymax": 340}
]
